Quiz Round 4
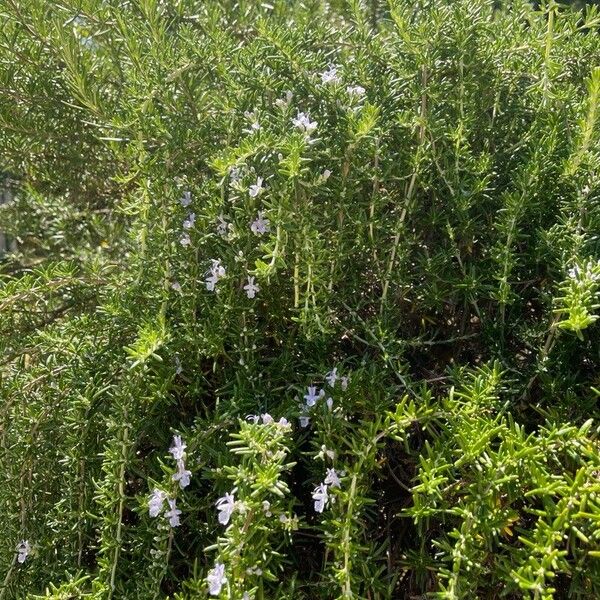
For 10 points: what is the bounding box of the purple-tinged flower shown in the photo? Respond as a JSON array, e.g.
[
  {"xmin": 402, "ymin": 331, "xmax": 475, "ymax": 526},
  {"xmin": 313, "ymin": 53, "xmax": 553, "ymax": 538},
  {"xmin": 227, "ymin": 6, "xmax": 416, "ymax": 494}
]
[
  {"xmin": 180, "ymin": 191, "xmax": 192, "ymax": 208},
  {"xmin": 250, "ymin": 211, "xmax": 270, "ymax": 235},
  {"xmin": 325, "ymin": 468, "xmax": 341, "ymax": 488},
  {"xmin": 171, "ymin": 281, "xmax": 182, "ymax": 293},
  {"xmin": 164, "ymin": 498, "xmax": 181, "ymax": 527},
  {"xmin": 320, "ymin": 65, "xmax": 341, "ymax": 85},
  {"xmin": 304, "ymin": 386, "xmax": 325, "ymax": 407},
  {"xmin": 299, "ymin": 415, "xmax": 310, "ymax": 428},
  {"xmin": 230, "ymin": 167, "xmax": 241, "ymax": 184},
  {"xmin": 249, "ymin": 177, "xmax": 264, "ymax": 198},
  {"xmin": 292, "ymin": 111, "xmax": 318, "ymax": 135},
  {"xmin": 183, "ymin": 212, "xmax": 196, "ymax": 230},
  {"xmin": 16, "ymin": 540, "xmax": 31, "ymax": 564},
  {"xmin": 148, "ymin": 488, "xmax": 167, "ymax": 518},
  {"xmin": 312, "ymin": 483, "xmax": 329, "ymax": 513},
  {"xmin": 325, "ymin": 367, "xmax": 338, "ymax": 387},
  {"xmin": 173, "ymin": 459, "xmax": 192, "ymax": 489},
  {"xmin": 216, "ymin": 491, "xmax": 236, "ymax": 526},
  {"xmin": 207, "ymin": 562, "xmax": 227, "ymax": 596},
  {"xmin": 244, "ymin": 276, "xmax": 260, "ymax": 299},
  {"xmin": 180, "ymin": 233, "xmax": 191, "ymax": 247},
  {"xmin": 170, "ymin": 435, "xmax": 186, "ymax": 460},
  {"xmin": 326, "ymin": 397, "xmax": 333, "ymax": 411},
  {"xmin": 261, "ymin": 413, "xmax": 274, "ymax": 425},
  {"xmin": 206, "ymin": 259, "xmax": 226, "ymax": 291}
]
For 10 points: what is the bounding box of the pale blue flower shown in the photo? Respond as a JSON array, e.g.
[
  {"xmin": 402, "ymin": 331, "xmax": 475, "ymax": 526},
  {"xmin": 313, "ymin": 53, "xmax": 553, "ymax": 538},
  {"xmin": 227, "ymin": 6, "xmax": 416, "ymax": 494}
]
[
  {"xmin": 325, "ymin": 367, "xmax": 338, "ymax": 387},
  {"xmin": 173, "ymin": 459, "xmax": 192, "ymax": 489},
  {"xmin": 170, "ymin": 435, "xmax": 186, "ymax": 460},
  {"xmin": 207, "ymin": 562, "xmax": 227, "ymax": 596},
  {"xmin": 292, "ymin": 111, "xmax": 318, "ymax": 135},
  {"xmin": 216, "ymin": 491, "xmax": 236, "ymax": 526},
  {"xmin": 249, "ymin": 177, "xmax": 264, "ymax": 198},
  {"xmin": 244, "ymin": 276, "xmax": 260, "ymax": 299},
  {"xmin": 250, "ymin": 211, "xmax": 270, "ymax": 235},
  {"xmin": 164, "ymin": 498, "xmax": 181, "ymax": 527},
  {"xmin": 312, "ymin": 483, "xmax": 329, "ymax": 513},
  {"xmin": 304, "ymin": 386, "xmax": 324, "ymax": 407},
  {"xmin": 324, "ymin": 468, "xmax": 341, "ymax": 488},
  {"xmin": 320, "ymin": 65, "xmax": 340, "ymax": 85},
  {"xmin": 149, "ymin": 488, "xmax": 167, "ymax": 518},
  {"xmin": 180, "ymin": 191, "xmax": 192, "ymax": 208},
  {"xmin": 183, "ymin": 212, "xmax": 196, "ymax": 230}
]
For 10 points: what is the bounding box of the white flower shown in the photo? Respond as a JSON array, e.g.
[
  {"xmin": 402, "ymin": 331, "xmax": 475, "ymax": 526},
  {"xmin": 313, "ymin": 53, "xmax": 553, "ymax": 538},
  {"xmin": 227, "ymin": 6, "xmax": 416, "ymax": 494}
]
[
  {"xmin": 312, "ymin": 483, "xmax": 329, "ymax": 513},
  {"xmin": 318, "ymin": 445, "xmax": 336, "ymax": 461},
  {"xmin": 304, "ymin": 386, "xmax": 325, "ymax": 407},
  {"xmin": 261, "ymin": 413, "xmax": 274, "ymax": 425},
  {"xmin": 262, "ymin": 500, "xmax": 272, "ymax": 516},
  {"xmin": 170, "ymin": 435, "xmax": 186, "ymax": 460},
  {"xmin": 180, "ymin": 191, "xmax": 192, "ymax": 208},
  {"xmin": 324, "ymin": 468, "xmax": 341, "ymax": 488},
  {"xmin": 321, "ymin": 169, "xmax": 331, "ymax": 182},
  {"xmin": 250, "ymin": 211, "xmax": 270, "ymax": 235},
  {"xmin": 326, "ymin": 397, "xmax": 333, "ymax": 411},
  {"xmin": 347, "ymin": 85, "xmax": 366, "ymax": 97},
  {"xmin": 299, "ymin": 415, "xmax": 310, "ymax": 428},
  {"xmin": 179, "ymin": 233, "xmax": 191, "ymax": 247},
  {"xmin": 174, "ymin": 356, "xmax": 183, "ymax": 375},
  {"xmin": 246, "ymin": 414, "xmax": 260, "ymax": 424},
  {"xmin": 207, "ymin": 562, "xmax": 227, "ymax": 596},
  {"xmin": 149, "ymin": 488, "xmax": 167, "ymax": 518},
  {"xmin": 173, "ymin": 459, "xmax": 192, "ymax": 489},
  {"xmin": 292, "ymin": 111, "xmax": 318, "ymax": 135},
  {"xmin": 216, "ymin": 491, "xmax": 236, "ymax": 526},
  {"xmin": 216, "ymin": 214, "xmax": 229, "ymax": 237},
  {"xmin": 275, "ymin": 90, "xmax": 293, "ymax": 109},
  {"xmin": 212, "ymin": 260, "xmax": 226, "ymax": 278},
  {"xmin": 320, "ymin": 65, "xmax": 341, "ymax": 85},
  {"xmin": 243, "ymin": 110, "xmax": 261, "ymax": 133},
  {"xmin": 165, "ymin": 498, "xmax": 181, "ymax": 527},
  {"xmin": 249, "ymin": 177, "xmax": 264, "ymax": 198},
  {"xmin": 183, "ymin": 212, "xmax": 196, "ymax": 230},
  {"xmin": 206, "ymin": 259, "xmax": 226, "ymax": 291},
  {"xmin": 325, "ymin": 367, "xmax": 338, "ymax": 387},
  {"xmin": 16, "ymin": 540, "xmax": 30, "ymax": 564},
  {"xmin": 279, "ymin": 514, "xmax": 288, "ymax": 523},
  {"xmin": 244, "ymin": 276, "xmax": 260, "ymax": 299},
  {"xmin": 340, "ymin": 376, "xmax": 349, "ymax": 391},
  {"xmin": 171, "ymin": 281, "xmax": 182, "ymax": 293}
]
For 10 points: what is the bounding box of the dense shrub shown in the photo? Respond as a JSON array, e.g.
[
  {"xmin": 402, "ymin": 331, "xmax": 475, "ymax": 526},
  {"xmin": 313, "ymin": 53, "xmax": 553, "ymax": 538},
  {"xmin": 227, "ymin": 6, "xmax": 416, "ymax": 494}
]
[{"xmin": 1, "ymin": 0, "xmax": 600, "ymax": 598}]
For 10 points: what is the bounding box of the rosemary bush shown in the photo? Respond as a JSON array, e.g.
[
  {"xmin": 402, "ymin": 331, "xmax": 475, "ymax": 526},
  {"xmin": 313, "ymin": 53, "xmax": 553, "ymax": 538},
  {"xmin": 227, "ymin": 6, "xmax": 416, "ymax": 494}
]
[{"xmin": 1, "ymin": 0, "xmax": 600, "ymax": 598}]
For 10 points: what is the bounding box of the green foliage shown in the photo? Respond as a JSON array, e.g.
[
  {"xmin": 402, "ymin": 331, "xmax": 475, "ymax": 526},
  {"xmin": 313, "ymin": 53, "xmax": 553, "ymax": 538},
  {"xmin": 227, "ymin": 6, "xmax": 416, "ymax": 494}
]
[{"xmin": 1, "ymin": 0, "xmax": 600, "ymax": 598}]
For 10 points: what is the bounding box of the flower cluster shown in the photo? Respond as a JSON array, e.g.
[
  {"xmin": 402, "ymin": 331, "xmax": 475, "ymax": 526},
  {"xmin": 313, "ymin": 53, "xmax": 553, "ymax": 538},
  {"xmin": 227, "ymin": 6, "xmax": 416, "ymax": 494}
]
[
  {"xmin": 205, "ymin": 259, "xmax": 226, "ymax": 291},
  {"xmin": 149, "ymin": 488, "xmax": 181, "ymax": 527},
  {"xmin": 170, "ymin": 434, "xmax": 192, "ymax": 489},
  {"xmin": 312, "ymin": 468, "xmax": 341, "ymax": 513},
  {"xmin": 148, "ymin": 435, "xmax": 191, "ymax": 528},
  {"xmin": 179, "ymin": 191, "xmax": 194, "ymax": 247}
]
